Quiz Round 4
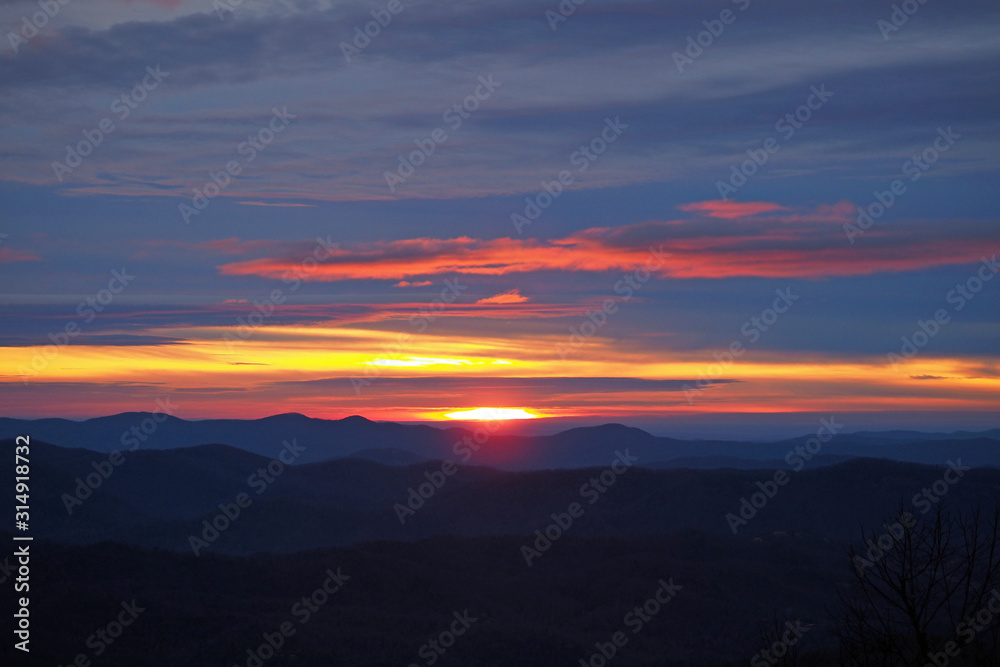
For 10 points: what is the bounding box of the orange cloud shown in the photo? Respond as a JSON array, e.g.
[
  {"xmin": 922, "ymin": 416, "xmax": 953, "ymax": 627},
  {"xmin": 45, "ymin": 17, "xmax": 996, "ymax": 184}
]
[
  {"xmin": 215, "ymin": 202, "xmax": 996, "ymax": 282},
  {"xmin": 394, "ymin": 280, "xmax": 434, "ymax": 287},
  {"xmin": 477, "ymin": 289, "xmax": 529, "ymax": 304}
]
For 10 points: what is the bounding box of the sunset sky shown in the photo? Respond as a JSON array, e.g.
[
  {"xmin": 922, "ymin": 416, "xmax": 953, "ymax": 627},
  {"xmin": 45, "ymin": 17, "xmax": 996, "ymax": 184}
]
[{"xmin": 1, "ymin": 0, "xmax": 998, "ymax": 435}]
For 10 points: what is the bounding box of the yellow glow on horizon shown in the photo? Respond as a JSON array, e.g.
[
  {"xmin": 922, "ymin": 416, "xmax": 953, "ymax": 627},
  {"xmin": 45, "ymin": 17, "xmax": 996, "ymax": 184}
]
[
  {"xmin": 366, "ymin": 357, "xmax": 473, "ymax": 367},
  {"xmin": 444, "ymin": 408, "xmax": 541, "ymax": 420},
  {"xmin": 2, "ymin": 317, "xmax": 999, "ymax": 420}
]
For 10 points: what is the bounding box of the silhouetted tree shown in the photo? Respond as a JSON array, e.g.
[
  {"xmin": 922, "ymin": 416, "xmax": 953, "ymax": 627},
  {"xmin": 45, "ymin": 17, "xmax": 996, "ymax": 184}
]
[
  {"xmin": 753, "ymin": 613, "xmax": 811, "ymax": 667},
  {"xmin": 834, "ymin": 504, "xmax": 1000, "ymax": 666}
]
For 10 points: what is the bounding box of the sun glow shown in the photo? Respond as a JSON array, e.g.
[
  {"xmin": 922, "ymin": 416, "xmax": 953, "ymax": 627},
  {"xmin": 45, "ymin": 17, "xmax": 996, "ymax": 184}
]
[
  {"xmin": 366, "ymin": 357, "xmax": 473, "ymax": 367},
  {"xmin": 444, "ymin": 408, "xmax": 540, "ymax": 420}
]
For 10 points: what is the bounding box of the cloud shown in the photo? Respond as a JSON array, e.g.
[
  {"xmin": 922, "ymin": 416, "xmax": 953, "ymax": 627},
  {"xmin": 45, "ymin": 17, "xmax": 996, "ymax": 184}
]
[
  {"xmin": 193, "ymin": 238, "xmax": 286, "ymax": 255},
  {"xmin": 1, "ymin": 0, "xmax": 997, "ymax": 202},
  {"xmin": 0, "ymin": 333, "xmax": 184, "ymax": 347},
  {"xmin": 0, "ymin": 248, "xmax": 40, "ymax": 262},
  {"xmin": 393, "ymin": 280, "xmax": 433, "ymax": 287},
  {"xmin": 216, "ymin": 202, "xmax": 998, "ymax": 281},
  {"xmin": 677, "ymin": 201, "xmax": 787, "ymax": 219},
  {"xmin": 271, "ymin": 376, "xmax": 741, "ymax": 394},
  {"xmin": 236, "ymin": 201, "xmax": 316, "ymax": 207},
  {"xmin": 477, "ymin": 289, "xmax": 529, "ymax": 304}
]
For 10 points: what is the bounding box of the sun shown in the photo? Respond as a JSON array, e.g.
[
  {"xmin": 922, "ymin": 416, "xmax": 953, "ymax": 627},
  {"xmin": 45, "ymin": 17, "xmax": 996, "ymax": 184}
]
[{"xmin": 443, "ymin": 408, "xmax": 540, "ymax": 421}]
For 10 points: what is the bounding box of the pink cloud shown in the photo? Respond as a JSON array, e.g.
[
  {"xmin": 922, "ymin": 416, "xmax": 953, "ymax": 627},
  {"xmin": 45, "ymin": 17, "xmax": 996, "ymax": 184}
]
[
  {"xmin": 0, "ymin": 248, "xmax": 40, "ymax": 262},
  {"xmin": 678, "ymin": 200, "xmax": 788, "ymax": 219},
  {"xmin": 214, "ymin": 202, "xmax": 996, "ymax": 281},
  {"xmin": 236, "ymin": 201, "xmax": 317, "ymax": 208}
]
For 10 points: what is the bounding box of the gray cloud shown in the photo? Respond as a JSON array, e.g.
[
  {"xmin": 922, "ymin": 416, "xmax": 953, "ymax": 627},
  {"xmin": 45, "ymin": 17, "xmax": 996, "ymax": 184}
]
[{"xmin": 0, "ymin": 0, "xmax": 996, "ymax": 200}]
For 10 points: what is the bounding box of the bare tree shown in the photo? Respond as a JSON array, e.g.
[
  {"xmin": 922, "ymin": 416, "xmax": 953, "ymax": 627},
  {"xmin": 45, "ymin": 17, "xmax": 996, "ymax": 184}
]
[
  {"xmin": 753, "ymin": 612, "xmax": 813, "ymax": 667},
  {"xmin": 834, "ymin": 503, "xmax": 1000, "ymax": 667}
]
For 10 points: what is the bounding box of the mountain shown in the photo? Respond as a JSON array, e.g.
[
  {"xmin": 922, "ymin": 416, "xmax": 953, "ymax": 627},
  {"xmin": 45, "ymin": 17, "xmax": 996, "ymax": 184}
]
[
  {"xmin": 2, "ymin": 413, "xmax": 999, "ymax": 470},
  {"xmin": 644, "ymin": 454, "xmax": 858, "ymax": 470},
  {"xmin": 342, "ymin": 447, "xmax": 428, "ymax": 466},
  {"xmin": 9, "ymin": 439, "xmax": 1000, "ymax": 556},
  {"xmin": 0, "ymin": 412, "xmax": 463, "ymax": 464},
  {"xmin": 1, "ymin": 532, "xmax": 844, "ymax": 667},
  {"xmin": 5, "ymin": 430, "xmax": 997, "ymax": 666}
]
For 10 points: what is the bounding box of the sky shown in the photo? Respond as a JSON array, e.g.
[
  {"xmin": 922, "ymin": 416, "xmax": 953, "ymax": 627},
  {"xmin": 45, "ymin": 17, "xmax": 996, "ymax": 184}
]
[{"xmin": 1, "ymin": 0, "xmax": 999, "ymax": 436}]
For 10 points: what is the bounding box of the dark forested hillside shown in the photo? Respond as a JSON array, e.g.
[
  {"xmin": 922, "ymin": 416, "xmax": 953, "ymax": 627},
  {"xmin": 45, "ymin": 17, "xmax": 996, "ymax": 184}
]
[
  {"xmin": 2, "ymin": 532, "xmax": 845, "ymax": 667},
  {"xmin": 7, "ymin": 440, "xmax": 1000, "ymax": 556},
  {"xmin": 4, "ymin": 436, "xmax": 1000, "ymax": 666}
]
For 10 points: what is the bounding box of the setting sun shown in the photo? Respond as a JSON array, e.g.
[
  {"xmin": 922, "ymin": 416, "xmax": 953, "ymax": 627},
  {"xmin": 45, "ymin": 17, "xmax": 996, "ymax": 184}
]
[{"xmin": 443, "ymin": 408, "xmax": 541, "ymax": 420}]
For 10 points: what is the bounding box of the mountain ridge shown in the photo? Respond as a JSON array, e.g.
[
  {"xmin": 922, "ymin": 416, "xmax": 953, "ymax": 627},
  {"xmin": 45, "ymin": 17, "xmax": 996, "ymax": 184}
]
[
  {"xmin": 6, "ymin": 438, "xmax": 1000, "ymax": 556},
  {"xmin": 2, "ymin": 412, "xmax": 999, "ymax": 470}
]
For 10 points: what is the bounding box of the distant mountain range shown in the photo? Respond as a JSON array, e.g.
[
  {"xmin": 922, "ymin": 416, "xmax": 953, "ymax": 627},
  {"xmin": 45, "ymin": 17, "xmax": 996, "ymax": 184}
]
[
  {"xmin": 5, "ymin": 416, "xmax": 999, "ymax": 665},
  {"xmin": 7, "ymin": 439, "xmax": 1000, "ymax": 555},
  {"xmin": 1, "ymin": 412, "xmax": 999, "ymax": 469}
]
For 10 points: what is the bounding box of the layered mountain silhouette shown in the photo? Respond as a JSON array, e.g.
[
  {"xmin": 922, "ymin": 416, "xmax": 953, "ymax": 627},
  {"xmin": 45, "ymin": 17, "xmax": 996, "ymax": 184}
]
[
  {"xmin": 2, "ymin": 412, "xmax": 999, "ymax": 469},
  {"xmin": 7, "ymin": 438, "xmax": 999, "ymax": 555},
  {"xmin": 4, "ymin": 415, "xmax": 999, "ymax": 666}
]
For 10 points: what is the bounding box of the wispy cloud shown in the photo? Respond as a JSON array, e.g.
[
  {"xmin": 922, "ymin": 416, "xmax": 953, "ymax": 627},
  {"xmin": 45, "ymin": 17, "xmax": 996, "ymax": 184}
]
[{"xmin": 215, "ymin": 203, "xmax": 997, "ymax": 281}]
